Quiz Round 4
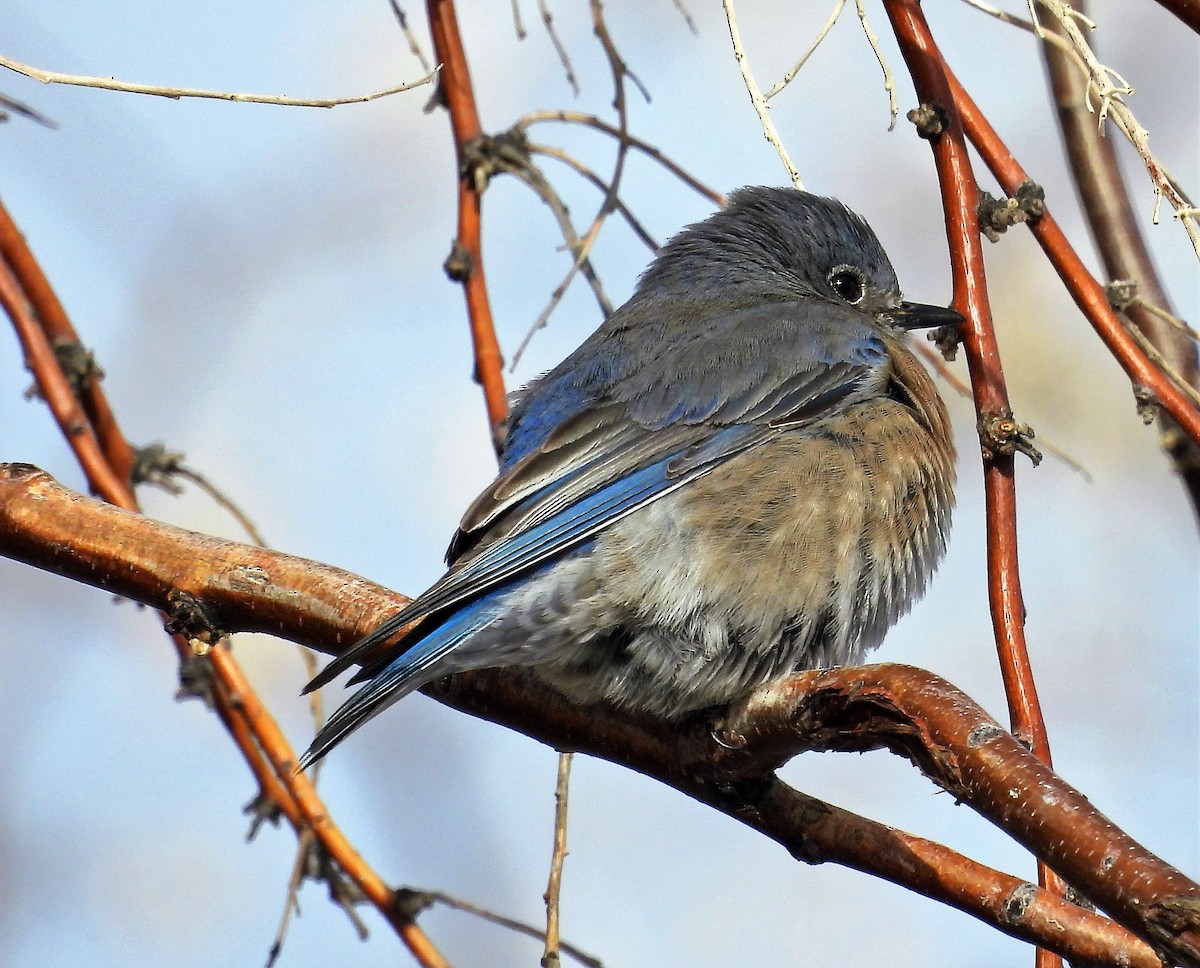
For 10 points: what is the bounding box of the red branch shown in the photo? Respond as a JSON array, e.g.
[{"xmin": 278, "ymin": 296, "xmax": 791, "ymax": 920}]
[
  {"xmin": 0, "ymin": 199, "xmax": 134, "ymax": 484},
  {"xmin": 883, "ymin": 0, "xmax": 1052, "ymax": 779},
  {"xmin": 944, "ymin": 68, "xmax": 1200, "ymax": 450},
  {"xmin": 427, "ymin": 0, "xmax": 508, "ymax": 436},
  {"xmin": 3, "ymin": 462, "xmax": 1192, "ymax": 966},
  {"xmin": 884, "ymin": 4, "xmax": 1065, "ymax": 962},
  {"xmin": 0, "ymin": 205, "xmax": 448, "ymax": 965}
]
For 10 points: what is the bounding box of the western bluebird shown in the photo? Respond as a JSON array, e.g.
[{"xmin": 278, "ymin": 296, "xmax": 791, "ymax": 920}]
[{"xmin": 301, "ymin": 187, "xmax": 958, "ymax": 765}]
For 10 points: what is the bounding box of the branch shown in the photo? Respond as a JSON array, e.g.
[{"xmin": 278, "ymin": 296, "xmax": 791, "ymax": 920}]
[
  {"xmin": 427, "ymin": 0, "xmax": 509, "ymax": 440},
  {"xmin": 1040, "ymin": 3, "xmax": 1200, "ymax": 519},
  {"xmin": 1152, "ymin": 0, "xmax": 1200, "ymax": 32},
  {"xmin": 883, "ymin": 0, "xmax": 1052, "ymax": 782},
  {"xmin": 883, "ymin": 3, "xmax": 1065, "ymax": 954},
  {"xmin": 942, "ymin": 66, "xmax": 1200, "ymax": 450},
  {"xmin": 0, "ymin": 53, "xmax": 439, "ymax": 108},
  {"xmin": 2, "ymin": 462, "xmax": 1195, "ymax": 967}
]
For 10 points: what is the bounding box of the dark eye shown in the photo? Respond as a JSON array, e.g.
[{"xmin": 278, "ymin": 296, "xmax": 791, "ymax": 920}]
[{"xmin": 828, "ymin": 265, "xmax": 865, "ymax": 304}]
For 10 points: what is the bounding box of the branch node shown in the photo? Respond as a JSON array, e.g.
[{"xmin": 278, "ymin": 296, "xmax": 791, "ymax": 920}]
[
  {"xmin": 1104, "ymin": 278, "xmax": 1138, "ymax": 313},
  {"xmin": 999, "ymin": 881, "xmax": 1038, "ymax": 925},
  {"xmin": 977, "ymin": 182, "xmax": 1046, "ymax": 242},
  {"xmin": 928, "ymin": 321, "xmax": 963, "ymax": 361},
  {"xmin": 461, "ymin": 128, "xmax": 532, "ymax": 194},
  {"xmin": 393, "ymin": 886, "xmax": 437, "ymax": 923},
  {"xmin": 23, "ymin": 337, "xmax": 104, "ymax": 402},
  {"xmin": 1132, "ymin": 384, "xmax": 1160, "ymax": 425},
  {"xmin": 443, "ymin": 241, "xmax": 475, "ymax": 282},
  {"xmin": 243, "ymin": 789, "xmax": 286, "ymax": 842},
  {"xmin": 906, "ymin": 102, "xmax": 948, "ymax": 140},
  {"xmin": 978, "ymin": 410, "xmax": 1043, "ymax": 465},
  {"xmin": 164, "ymin": 588, "xmax": 228, "ymax": 655},
  {"xmin": 130, "ymin": 441, "xmax": 187, "ymax": 493}
]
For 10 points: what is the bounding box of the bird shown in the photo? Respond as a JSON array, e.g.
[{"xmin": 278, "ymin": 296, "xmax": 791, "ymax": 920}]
[{"xmin": 300, "ymin": 187, "xmax": 959, "ymax": 767}]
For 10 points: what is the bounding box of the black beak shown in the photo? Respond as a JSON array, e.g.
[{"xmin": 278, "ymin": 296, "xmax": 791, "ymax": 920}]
[{"xmin": 889, "ymin": 301, "xmax": 965, "ymax": 331}]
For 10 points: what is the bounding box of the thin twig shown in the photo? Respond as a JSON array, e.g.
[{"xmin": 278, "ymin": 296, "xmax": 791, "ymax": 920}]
[
  {"xmin": 528, "ymin": 142, "xmax": 660, "ymax": 251},
  {"xmin": 511, "ymin": 0, "xmax": 529, "ymax": 39},
  {"xmin": 0, "ymin": 53, "xmax": 439, "ymax": 109},
  {"xmin": 503, "ymin": 163, "xmax": 614, "ymax": 320},
  {"xmin": 426, "ymin": 890, "xmax": 603, "ymax": 967},
  {"xmin": 518, "ymin": 110, "xmax": 724, "ymax": 205},
  {"xmin": 721, "ymin": 0, "xmax": 804, "ymax": 189},
  {"xmin": 766, "ymin": 0, "xmax": 847, "ymax": 99},
  {"xmin": 511, "ymin": 1, "xmax": 635, "ymax": 366},
  {"xmin": 854, "ymin": 0, "xmax": 899, "ymax": 129},
  {"xmin": 538, "ymin": 0, "xmax": 580, "ymax": 95},
  {"xmin": 0, "ymin": 91, "xmax": 56, "ymax": 128},
  {"xmin": 542, "ymin": 752, "xmax": 572, "ymax": 968},
  {"xmin": 670, "ymin": 0, "xmax": 698, "ymax": 34},
  {"xmin": 171, "ymin": 464, "xmax": 267, "ymax": 547},
  {"xmin": 388, "ymin": 0, "xmax": 434, "ymax": 74},
  {"xmin": 265, "ymin": 829, "xmax": 315, "ymax": 968}
]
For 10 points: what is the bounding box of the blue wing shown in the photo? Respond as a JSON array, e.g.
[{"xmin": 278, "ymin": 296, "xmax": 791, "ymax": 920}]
[{"xmin": 300, "ymin": 299, "xmax": 890, "ymax": 764}]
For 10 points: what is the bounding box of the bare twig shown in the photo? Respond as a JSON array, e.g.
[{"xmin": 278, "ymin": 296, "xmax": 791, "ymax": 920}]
[
  {"xmin": 528, "ymin": 142, "xmax": 660, "ymax": 251},
  {"xmin": 423, "ymin": 890, "xmax": 603, "ymax": 967},
  {"xmin": 721, "ymin": 0, "xmax": 804, "ymax": 189},
  {"xmin": 766, "ymin": 0, "xmax": 847, "ymax": 99},
  {"xmin": 0, "ymin": 53, "xmax": 439, "ymax": 109},
  {"xmin": 0, "ymin": 90, "xmax": 56, "ymax": 127},
  {"xmin": 854, "ymin": 0, "xmax": 899, "ymax": 129},
  {"xmin": 1032, "ymin": 0, "xmax": 1200, "ymax": 258},
  {"xmin": 538, "ymin": 0, "xmax": 580, "ymax": 95},
  {"xmin": 388, "ymin": 0, "xmax": 434, "ymax": 74},
  {"xmin": 542, "ymin": 752, "xmax": 572, "ymax": 968},
  {"xmin": 518, "ymin": 110, "xmax": 724, "ymax": 205},
  {"xmin": 511, "ymin": 1, "xmax": 636, "ymax": 366}
]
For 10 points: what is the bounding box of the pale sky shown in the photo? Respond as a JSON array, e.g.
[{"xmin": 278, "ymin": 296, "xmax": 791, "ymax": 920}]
[{"xmin": 2, "ymin": 3, "xmax": 1197, "ymax": 966}]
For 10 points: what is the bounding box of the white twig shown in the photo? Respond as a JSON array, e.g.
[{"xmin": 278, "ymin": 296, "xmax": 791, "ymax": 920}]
[
  {"xmin": 766, "ymin": 0, "xmax": 846, "ymax": 99},
  {"xmin": 1031, "ymin": 0, "xmax": 1200, "ymax": 260},
  {"xmin": 853, "ymin": 0, "xmax": 897, "ymax": 130},
  {"xmin": 722, "ymin": 0, "xmax": 804, "ymax": 190},
  {"xmin": 957, "ymin": 0, "xmax": 1080, "ymax": 62},
  {"xmin": 0, "ymin": 53, "xmax": 439, "ymax": 109}
]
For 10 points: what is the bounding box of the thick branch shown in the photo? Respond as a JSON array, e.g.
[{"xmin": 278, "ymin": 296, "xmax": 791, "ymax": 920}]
[
  {"xmin": 884, "ymin": 0, "xmax": 1052, "ymax": 798},
  {"xmin": 1, "ymin": 462, "xmax": 1193, "ymax": 966}
]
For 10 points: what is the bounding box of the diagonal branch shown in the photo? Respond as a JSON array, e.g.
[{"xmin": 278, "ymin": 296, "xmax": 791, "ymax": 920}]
[
  {"xmin": 1040, "ymin": 2, "xmax": 1200, "ymax": 520},
  {"xmin": 1, "ymin": 462, "xmax": 1195, "ymax": 967}
]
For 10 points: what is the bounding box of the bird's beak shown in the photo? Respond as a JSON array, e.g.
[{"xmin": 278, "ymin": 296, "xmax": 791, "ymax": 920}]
[{"xmin": 889, "ymin": 301, "xmax": 965, "ymax": 331}]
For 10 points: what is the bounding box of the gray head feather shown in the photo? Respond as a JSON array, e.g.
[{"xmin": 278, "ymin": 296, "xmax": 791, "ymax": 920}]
[{"xmin": 636, "ymin": 187, "xmax": 901, "ymax": 310}]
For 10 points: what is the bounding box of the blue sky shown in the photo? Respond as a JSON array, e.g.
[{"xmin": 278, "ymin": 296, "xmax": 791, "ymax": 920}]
[{"xmin": 2, "ymin": 3, "xmax": 1197, "ymax": 966}]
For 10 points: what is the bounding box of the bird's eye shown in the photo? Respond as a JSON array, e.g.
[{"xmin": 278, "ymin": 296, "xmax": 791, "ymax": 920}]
[{"xmin": 828, "ymin": 265, "xmax": 866, "ymax": 304}]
